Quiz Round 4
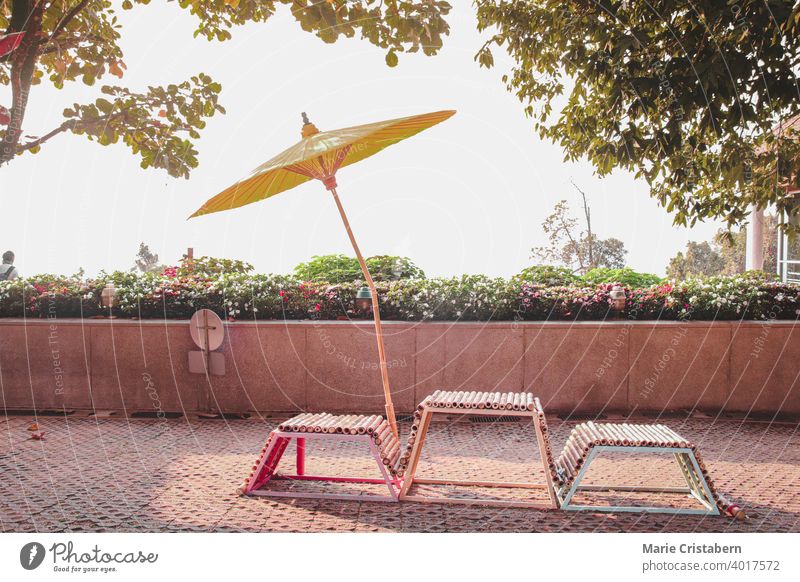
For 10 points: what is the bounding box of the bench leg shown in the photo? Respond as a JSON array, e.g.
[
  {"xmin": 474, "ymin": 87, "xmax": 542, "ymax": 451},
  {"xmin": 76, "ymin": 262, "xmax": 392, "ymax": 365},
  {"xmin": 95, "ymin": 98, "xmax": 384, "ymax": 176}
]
[
  {"xmin": 296, "ymin": 437, "xmax": 305, "ymax": 476},
  {"xmin": 681, "ymin": 451, "xmax": 719, "ymax": 513},
  {"xmin": 246, "ymin": 432, "xmax": 400, "ymax": 502},
  {"xmin": 400, "ymin": 408, "xmax": 556, "ymax": 508},
  {"xmin": 532, "ymin": 414, "xmax": 559, "ymax": 509},
  {"xmin": 399, "ymin": 409, "xmax": 432, "ymax": 498},
  {"xmin": 559, "ymin": 446, "xmax": 720, "ymax": 515}
]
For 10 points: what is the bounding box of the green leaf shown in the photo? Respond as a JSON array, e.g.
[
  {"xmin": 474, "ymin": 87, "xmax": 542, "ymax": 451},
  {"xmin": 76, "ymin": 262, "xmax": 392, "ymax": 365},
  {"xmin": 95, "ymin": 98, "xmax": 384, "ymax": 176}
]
[{"xmin": 96, "ymin": 98, "xmax": 114, "ymax": 114}]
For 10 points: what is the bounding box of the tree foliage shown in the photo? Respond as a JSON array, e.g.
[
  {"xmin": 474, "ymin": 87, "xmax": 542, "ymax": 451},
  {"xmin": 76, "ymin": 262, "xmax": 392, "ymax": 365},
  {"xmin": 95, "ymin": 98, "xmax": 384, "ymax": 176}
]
[
  {"xmin": 475, "ymin": 0, "xmax": 800, "ymax": 231},
  {"xmin": 667, "ymin": 241, "xmax": 727, "ymax": 280},
  {"xmin": 531, "ymin": 199, "xmax": 627, "ymax": 273},
  {"xmin": 179, "ymin": 0, "xmax": 451, "ymax": 61},
  {"xmin": 666, "ymin": 215, "xmax": 778, "ymax": 279},
  {"xmin": 0, "ymin": 0, "xmax": 451, "ymax": 174},
  {"xmin": 132, "ymin": 242, "xmax": 161, "ymax": 273}
]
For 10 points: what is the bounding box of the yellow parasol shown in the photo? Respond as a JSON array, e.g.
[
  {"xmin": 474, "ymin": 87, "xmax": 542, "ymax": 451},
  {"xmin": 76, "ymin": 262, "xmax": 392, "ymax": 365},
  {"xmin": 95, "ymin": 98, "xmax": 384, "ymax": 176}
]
[{"xmin": 190, "ymin": 110, "xmax": 456, "ymax": 438}]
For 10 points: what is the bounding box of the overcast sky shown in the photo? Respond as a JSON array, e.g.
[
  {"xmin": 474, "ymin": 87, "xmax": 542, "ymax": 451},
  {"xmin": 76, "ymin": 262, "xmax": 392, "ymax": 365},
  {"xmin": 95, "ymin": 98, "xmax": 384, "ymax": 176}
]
[{"xmin": 0, "ymin": 2, "xmax": 723, "ymax": 278}]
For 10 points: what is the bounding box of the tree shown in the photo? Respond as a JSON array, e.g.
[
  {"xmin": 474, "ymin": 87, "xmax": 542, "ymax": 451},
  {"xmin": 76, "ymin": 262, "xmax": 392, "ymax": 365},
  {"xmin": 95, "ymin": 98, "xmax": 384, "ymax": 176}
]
[
  {"xmin": 591, "ymin": 237, "xmax": 627, "ymax": 271},
  {"xmin": 0, "ymin": 1, "xmax": 450, "ymax": 175},
  {"xmin": 131, "ymin": 242, "xmax": 162, "ymax": 273},
  {"xmin": 666, "ymin": 241, "xmax": 725, "ymax": 280},
  {"xmin": 666, "ymin": 215, "xmax": 778, "ymax": 279},
  {"xmin": 716, "ymin": 214, "xmax": 778, "ymax": 275},
  {"xmin": 531, "ymin": 195, "xmax": 627, "ymax": 274},
  {"xmin": 475, "ymin": 1, "xmax": 800, "ymax": 231}
]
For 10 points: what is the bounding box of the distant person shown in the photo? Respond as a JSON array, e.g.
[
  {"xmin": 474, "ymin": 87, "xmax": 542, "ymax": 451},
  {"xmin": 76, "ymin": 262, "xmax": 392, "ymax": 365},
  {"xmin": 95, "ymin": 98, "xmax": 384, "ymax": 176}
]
[{"xmin": 0, "ymin": 250, "xmax": 18, "ymax": 281}]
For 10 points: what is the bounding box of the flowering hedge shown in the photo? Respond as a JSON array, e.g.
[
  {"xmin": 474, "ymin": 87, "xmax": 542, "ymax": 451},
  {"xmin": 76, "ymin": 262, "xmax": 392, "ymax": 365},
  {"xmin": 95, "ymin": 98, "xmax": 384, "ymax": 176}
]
[{"xmin": 0, "ymin": 270, "xmax": 798, "ymax": 322}]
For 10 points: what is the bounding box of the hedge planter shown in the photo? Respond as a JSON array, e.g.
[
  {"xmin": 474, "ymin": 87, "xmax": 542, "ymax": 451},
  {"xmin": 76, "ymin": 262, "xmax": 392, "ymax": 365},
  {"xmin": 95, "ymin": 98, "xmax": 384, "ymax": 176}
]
[{"xmin": 1, "ymin": 319, "xmax": 797, "ymax": 417}]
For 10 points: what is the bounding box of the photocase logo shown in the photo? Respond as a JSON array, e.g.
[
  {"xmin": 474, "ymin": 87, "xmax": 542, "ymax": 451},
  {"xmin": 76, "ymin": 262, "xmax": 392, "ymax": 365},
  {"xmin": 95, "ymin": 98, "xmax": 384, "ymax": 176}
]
[{"xmin": 20, "ymin": 542, "xmax": 46, "ymax": 570}]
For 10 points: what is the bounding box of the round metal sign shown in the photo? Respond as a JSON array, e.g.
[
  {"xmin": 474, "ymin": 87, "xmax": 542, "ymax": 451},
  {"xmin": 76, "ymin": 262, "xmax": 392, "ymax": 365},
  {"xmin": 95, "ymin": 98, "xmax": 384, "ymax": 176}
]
[{"xmin": 189, "ymin": 309, "xmax": 225, "ymax": 351}]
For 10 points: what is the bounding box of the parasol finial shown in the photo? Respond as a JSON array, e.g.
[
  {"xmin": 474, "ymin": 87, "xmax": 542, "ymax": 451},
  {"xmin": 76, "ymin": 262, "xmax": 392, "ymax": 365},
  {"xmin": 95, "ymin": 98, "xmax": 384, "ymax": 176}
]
[{"xmin": 301, "ymin": 112, "xmax": 319, "ymax": 138}]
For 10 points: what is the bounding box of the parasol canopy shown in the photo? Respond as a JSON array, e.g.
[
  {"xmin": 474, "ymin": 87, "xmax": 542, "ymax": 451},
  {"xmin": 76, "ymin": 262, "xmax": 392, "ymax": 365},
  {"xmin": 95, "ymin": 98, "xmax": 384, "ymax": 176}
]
[{"xmin": 190, "ymin": 110, "xmax": 455, "ymax": 217}]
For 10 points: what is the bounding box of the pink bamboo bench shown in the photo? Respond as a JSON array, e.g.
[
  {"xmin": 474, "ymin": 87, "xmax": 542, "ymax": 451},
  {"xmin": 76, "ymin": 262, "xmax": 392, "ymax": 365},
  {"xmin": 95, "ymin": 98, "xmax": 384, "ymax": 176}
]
[{"xmin": 240, "ymin": 413, "xmax": 402, "ymax": 502}]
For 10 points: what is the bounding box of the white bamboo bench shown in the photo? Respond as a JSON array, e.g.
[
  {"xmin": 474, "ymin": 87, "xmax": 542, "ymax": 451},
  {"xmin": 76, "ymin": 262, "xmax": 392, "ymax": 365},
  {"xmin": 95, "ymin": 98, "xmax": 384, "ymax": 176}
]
[
  {"xmin": 532, "ymin": 398, "xmax": 724, "ymax": 515},
  {"xmin": 397, "ymin": 390, "xmax": 559, "ymax": 509}
]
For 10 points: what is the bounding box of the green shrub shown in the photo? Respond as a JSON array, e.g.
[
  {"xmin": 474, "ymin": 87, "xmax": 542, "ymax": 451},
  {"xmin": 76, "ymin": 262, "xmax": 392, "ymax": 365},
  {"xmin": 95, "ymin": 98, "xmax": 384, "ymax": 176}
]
[
  {"xmin": 0, "ymin": 274, "xmax": 103, "ymax": 318},
  {"xmin": 176, "ymin": 255, "xmax": 253, "ymax": 278},
  {"xmin": 293, "ymin": 254, "xmax": 424, "ymax": 284},
  {"xmin": 514, "ymin": 265, "xmax": 579, "ymax": 286},
  {"xmin": 2, "ymin": 270, "xmax": 798, "ymax": 322},
  {"xmin": 625, "ymin": 274, "xmax": 800, "ymax": 320},
  {"xmin": 385, "ymin": 276, "xmax": 517, "ymax": 320},
  {"xmin": 365, "ymin": 255, "xmax": 425, "ymax": 281},
  {"xmin": 728, "ymin": 269, "xmax": 779, "ymax": 282},
  {"xmin": 581, "ymin": 267, "xmax": 663, "ymax": 288}
]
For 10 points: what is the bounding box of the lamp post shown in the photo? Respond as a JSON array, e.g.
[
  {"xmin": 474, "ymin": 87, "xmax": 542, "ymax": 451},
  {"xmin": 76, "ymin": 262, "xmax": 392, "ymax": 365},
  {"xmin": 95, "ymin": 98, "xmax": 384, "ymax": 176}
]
[
  {"xmin": 609, "ymin": 285, "xmax": 626, "ymax": 315},
  {"xmin": 355, "ymin": 286, "xmax": 373, "ymax": 315},
  {"xmin": 100, "ymin": 283, "xmax": 117, "ymax": 318}
]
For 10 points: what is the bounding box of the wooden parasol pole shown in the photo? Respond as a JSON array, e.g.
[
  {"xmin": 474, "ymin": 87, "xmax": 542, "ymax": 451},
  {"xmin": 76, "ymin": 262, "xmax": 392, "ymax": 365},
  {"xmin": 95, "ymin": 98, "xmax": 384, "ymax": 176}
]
[{"xmin": 327, "ymin": 186, "xmax": 399, "ymax": 440}]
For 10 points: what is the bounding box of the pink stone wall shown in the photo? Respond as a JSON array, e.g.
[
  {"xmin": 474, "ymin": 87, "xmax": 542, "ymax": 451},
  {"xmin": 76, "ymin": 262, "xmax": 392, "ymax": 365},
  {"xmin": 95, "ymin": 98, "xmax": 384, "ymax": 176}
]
[{"xmin": 1, "ymin": 319, "xmax": 798, "ymax": 415}]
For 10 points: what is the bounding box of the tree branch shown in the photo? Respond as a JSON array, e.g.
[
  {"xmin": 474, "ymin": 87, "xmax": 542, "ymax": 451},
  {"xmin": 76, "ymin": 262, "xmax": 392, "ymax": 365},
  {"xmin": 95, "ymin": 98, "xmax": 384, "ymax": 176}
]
[
  {"xmin": 571, "ymin": 179, "xmax": 593, "ymax": 268},
  {"xmin": 16, "ymin": 119, "xmax": 76, "ymax": 153},
  {"xmin": 0, "ymin": 0, "xmax": 45, "ymax": 163},
  {"xmin": 47, "ymin": 0, "xmax": 91, "ymax": 43}
]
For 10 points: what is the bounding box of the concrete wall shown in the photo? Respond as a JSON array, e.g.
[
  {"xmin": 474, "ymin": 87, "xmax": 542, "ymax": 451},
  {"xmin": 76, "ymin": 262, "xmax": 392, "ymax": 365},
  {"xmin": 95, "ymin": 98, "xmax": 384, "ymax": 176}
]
[{"xmin": 1, "ymin": 319, "xmax": 798, "ymax": 416}]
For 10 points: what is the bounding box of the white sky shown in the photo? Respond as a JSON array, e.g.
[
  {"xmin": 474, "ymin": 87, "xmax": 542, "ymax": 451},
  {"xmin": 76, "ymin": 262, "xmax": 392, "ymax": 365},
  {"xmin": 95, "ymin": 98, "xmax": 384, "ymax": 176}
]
[{"xmin": 0, "ymin": 2, "xmax": 723, "ymax": 278}]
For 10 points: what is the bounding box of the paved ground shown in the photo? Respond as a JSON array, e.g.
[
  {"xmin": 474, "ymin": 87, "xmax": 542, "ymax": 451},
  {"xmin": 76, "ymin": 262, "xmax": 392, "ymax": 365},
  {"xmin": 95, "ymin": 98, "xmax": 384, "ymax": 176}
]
[{"xmin": 1, "ymin": 413, "xmax": 798, "ymax": 532}]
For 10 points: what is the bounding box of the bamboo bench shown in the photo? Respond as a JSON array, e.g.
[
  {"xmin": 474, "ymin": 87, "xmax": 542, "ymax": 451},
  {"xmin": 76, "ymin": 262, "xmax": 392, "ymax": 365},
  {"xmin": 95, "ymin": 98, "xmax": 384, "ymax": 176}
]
[
  {"xmin": 532, "ymin": 398, "xmax": 728, "ymax": 515},
  {"xmin": 398, "ymin": 390, "xmax": 736, "ymax": 516},
  {"xmin": 240, "ymin": 396, "xmax": 741, "ymax": 517},
  {"xmin": 240, "ymin": 413, "xmax": 402, "ymax": 502},
  {"xmin": 397, "ymin": 390, "xmax": 560, "ymax": 509}
]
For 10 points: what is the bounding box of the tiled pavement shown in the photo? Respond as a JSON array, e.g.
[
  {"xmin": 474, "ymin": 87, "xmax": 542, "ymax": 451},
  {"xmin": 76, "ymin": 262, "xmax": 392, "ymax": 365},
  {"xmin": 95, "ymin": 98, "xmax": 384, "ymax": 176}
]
[{"xmin": 1, "ymin": 413, "xmax": 798, "ymax": 533}]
